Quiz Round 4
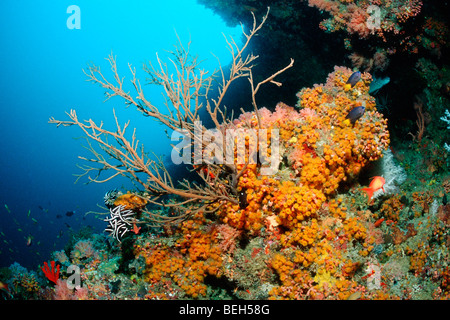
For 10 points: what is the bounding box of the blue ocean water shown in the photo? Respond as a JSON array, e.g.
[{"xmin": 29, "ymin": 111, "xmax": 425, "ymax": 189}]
[{"xmin": 0, "ymin": 0, "xmax": 241, "ymax": 269}]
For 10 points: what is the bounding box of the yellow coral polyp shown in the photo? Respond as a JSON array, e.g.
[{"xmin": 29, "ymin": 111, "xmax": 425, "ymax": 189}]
[
  {"xmin": 280, "ymin": 219, "xmax": 321, "ymax": 247},
  {"xmin": 273, "ymin": 181, "xmax": 326, "ymax": 228},
  {"xmin": 136, "ymin": 214, "xmax": 223, "ymax": 299},
  {"xmin": 314, "ymin": 270, "xmax": 337, "ymax": 289},
  {"xmin": 343, "ymin": 217, "xmax": 367, "ymax": 241},
  {"xmin": 114, "ymin": 193, "xmax": 147, "ymax": 210}
]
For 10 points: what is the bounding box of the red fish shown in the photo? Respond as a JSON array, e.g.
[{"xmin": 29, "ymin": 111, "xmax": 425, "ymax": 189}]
[
  {"xmin": 374, "ymin": 217, "xmax": 385, "ymax": 227},
  {"xmin": 362, "ymin": 176, "xmax": 385, "ymax": 204}
]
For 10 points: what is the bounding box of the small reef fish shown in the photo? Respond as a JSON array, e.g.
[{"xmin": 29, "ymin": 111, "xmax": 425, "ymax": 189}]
[
  {"xmin": 369, "ymin": 76, "xmax": 390, "ymax": 95},
  {"xmin": 347, "ymin": 291, "xmax": 362, "ymax": 300},
  {"xmin": 38, "ymin": 205, "xmax": 49, "ymax": 212},
  {"xmin": 26, "ymin": 235, "xmax": 33, "ymax": 246},
  {"xmin": 66, "ymin": 210, "xmax": 75, "ymax": 217},
  {"xmin": 362, "ymin": 176, "xmax": 386, "ymax": 204},
  {"xmin": 239, "ymin": 189, "xmax": 248, "ymax": 209},
  {"xmin": 27, "ymin": 210, "xmax": 31, "ymax": 218},
  {"xmin": 4, "ymin": 204, "xmax": 11, "ymax": 214},
  {"xmin": 344, "ymin": 106, "xmax": 365, "ymax": 125},
  {"xmin": 374, "ymin": 217, "xmax": 385, "ymax": 227},
  {"xmin": 346, "ymin": 71, "xmax": 361, "ymax": 88}
]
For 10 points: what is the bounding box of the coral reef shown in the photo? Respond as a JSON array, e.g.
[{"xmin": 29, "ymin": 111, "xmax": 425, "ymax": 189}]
[
  {"xmin": 308, "ymin": 0, "xmax": 422, "ymax": 40},
  {"xmin": 0, "ymin": 0, "xmax": 448, "ymax": 304},
  {"xmin": 5, "ymin": 263, "xmax": 41, "ymax": 299},
  {"xmin": 305, "ymin": 0, "xmax": 448, "ymax": 74},
  {"xmin": 136, "ymin": 212, "xmax": 223, "ymax": 299},
  {"xmin": 4, "ymin": 64, "xmax": 450, "ymax": 300}
]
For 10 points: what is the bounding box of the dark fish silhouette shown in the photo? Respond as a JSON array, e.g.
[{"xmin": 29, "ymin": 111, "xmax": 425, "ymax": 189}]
[
  {"xmin": 346, "ymin": 106, "xmax": 365, "ymax": 124},
  {"xmin": 346, "ymin": 71, "xmax": 361, "ymax": 88},
  {"xmin": 239, "ymin": 189, "xmax": 248, "ymax": 209},
  {"xmin": 65, "ymin": 211, "xmax": 75, "ymax": 217}
]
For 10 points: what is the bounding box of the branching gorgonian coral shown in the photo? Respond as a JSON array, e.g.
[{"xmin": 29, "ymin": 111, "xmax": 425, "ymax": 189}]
[{"xmin": 49, "ymin": 7, "xmax": 293, "ymax": 226}]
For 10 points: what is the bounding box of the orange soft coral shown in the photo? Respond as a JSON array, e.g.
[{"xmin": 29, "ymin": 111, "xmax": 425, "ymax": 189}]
[
  {"xmin": 135, "ymin": 212, "xmax": 223, "ymax": 299},
  {"xmin": 273, "ymin": 181, "xmax": 326, "ymax": 229},
  {"xmin": 219, "ymin": 66, "xmax": 389, "ymax": 234},
  {"xmin": 113, "ymin": 193, "xmax": 147, "ymax": 210}
]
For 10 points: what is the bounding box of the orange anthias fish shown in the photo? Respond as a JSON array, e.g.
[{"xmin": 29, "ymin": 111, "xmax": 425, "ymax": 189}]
[
  {"xmin": 26, "ymin": 235, "xmax": 33, "ymax": 246},
  {"xmin": 362, "ymin": 176, "xmax": 386, "ymax": 204},
  {"xmin": 0, "ymin": 281, "xmax": 12, "ymax": 298}
]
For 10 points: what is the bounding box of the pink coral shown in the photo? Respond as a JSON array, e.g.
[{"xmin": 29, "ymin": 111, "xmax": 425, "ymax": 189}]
[
  {"xmin": 372, "ymin": 50, "xmax": 389, "ymax": 71},
  {"xmin": 216, "ymin": 224, "xmax": 242, "ymax": 254},
  {"xmin": 263, "ymin": 103, "xmax": 301, "ymax": 126},
  {"xmin": 309, "ymin": 0, "xmax": 423, "ymax": 41},
  {"xmin": 53, "ymin": 250, "xmax": 70, "ymax": 265},
  {"xmin": 298, "ymin": 108, "xmax": 317, "ymax": 119},
  {"xmin": 71, "ymin": 240, "xmax": 99, "ymax": 261},
  {"xmin": 347, "ymin": 7, "xmax": 371, "ymax": 39},
  {"xmin": 348, "ymin": 49, "xmax": 390, "ymax": 72},
  {"xmin": 258, "ymin": 107, "xmax": 273, "ymax": 123},
  {"xmin": 288, "ymin": 147, "xmax": 307, "ymax": 170},
  {"xmin": 53, "ymin": 279, "xmax": 72, "ymax": 300},
  {"xmin": 348, "ymin": 52, "xmax": 368, "ymax": 71},
  {"xmin": 234, "ymin": 102, "xmax": 302, "ymax": 129},
  {"xmin": 308, "ymin": 0, "xmax": 339, "ymax": 15},
  {"xmin": 53, "ymin": 279, "xmax": 89, "ymax": 300}
]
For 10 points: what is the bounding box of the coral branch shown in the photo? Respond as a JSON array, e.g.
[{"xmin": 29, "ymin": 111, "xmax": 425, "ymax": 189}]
[
  {"xmin": 408, "ymin": 96, "xmax": 425, "ymax": 143},
  {"xmin": 49, "ymin": 7, "xmax": 293, "ymax": 225},
  {"xmin": 41, "ymin": 261, "xmax": 60, "ymax": 285}
]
